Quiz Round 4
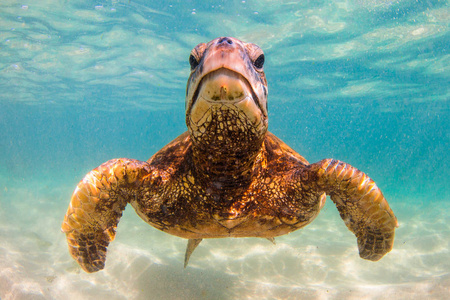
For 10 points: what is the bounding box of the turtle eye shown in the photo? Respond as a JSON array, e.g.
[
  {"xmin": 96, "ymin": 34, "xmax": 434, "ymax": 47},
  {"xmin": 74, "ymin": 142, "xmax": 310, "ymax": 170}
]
[
  {"xmin": 189, "ymin": 54, "xmax": 199, "ymax": 69},
  {"xmin": 254, "ymin": 54, "xmax": 264, "ymax": 69}
]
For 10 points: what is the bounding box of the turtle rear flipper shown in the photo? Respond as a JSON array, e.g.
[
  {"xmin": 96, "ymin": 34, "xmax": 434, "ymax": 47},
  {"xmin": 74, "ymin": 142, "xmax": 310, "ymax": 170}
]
[
  {"xmin": 184, "ymin": 238, "xmax": 203, "ymax": 268},
  {"xmin": 303, "ymin": 159, "xmax": 398, "ymax": 261},
  {"xmin": 61, "ymin": 158, "xmax": 152, "ymax": 273}
]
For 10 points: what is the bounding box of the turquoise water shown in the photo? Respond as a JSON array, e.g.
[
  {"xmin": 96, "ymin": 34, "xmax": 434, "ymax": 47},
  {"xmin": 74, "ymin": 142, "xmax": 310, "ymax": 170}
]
[{"xmin": 0, "ymin": 0, "xmax": 449, "ymax": 299}]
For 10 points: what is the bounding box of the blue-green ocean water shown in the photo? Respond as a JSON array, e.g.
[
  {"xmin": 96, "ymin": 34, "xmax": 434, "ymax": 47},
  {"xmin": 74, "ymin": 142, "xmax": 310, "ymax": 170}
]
[{"xmin": 0, "ymin": 0, "xmax": 449, "ymax": 299}]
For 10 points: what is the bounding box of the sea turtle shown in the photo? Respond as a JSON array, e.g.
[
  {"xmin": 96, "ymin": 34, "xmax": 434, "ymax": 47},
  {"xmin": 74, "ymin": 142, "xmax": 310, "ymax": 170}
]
[{"xmin": 62, "ymin": 37, "xmax": 398, "ymax": 273}]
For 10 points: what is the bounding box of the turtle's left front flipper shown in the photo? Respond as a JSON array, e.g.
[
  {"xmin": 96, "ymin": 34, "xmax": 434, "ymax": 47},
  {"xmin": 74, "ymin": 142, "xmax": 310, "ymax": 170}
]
[
  {"xmin": 302, "ymin": 159, "xmax": 398, "ymax": 261},
  {"xmin": 61, "ymin": 158, "xmax": 152, "ymax": 273}
]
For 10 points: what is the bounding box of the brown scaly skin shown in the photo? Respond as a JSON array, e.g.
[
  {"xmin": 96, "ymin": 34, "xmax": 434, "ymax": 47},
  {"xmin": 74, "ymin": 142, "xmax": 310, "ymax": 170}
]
[{"xmin": 62, "ymin": 37, "xmax": 398, "ymax": 273}]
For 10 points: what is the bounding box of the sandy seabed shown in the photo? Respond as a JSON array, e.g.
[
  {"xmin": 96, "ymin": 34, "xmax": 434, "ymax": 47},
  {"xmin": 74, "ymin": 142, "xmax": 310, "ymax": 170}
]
[{"xmin": 0, "ymin": 180, "xmax": 448, "ymax": 300}]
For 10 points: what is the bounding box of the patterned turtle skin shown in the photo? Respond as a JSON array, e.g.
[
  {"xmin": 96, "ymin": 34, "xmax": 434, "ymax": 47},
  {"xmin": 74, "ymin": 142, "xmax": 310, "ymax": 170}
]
[{"xmin": 62, "ymin": 37, "xmax": 398, "ymax": 273}]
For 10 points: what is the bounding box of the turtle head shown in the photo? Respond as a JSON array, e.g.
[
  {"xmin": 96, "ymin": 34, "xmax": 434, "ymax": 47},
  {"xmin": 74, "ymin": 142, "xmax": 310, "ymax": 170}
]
[{"xmin": 185, "ymin": 37, "xmax": 268, "ymax": 147}]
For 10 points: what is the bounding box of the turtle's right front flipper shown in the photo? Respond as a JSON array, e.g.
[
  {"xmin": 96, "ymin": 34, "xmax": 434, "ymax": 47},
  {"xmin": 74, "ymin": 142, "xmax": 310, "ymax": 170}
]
[{"xmin": 61, "ymin": 158, "xmax": 152, "ymax": 273}]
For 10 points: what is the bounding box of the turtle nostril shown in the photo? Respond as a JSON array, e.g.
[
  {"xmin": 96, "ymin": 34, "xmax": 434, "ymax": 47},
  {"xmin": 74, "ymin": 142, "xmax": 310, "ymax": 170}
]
[{"xmin": 218, "ymin": 37, "xmax": 233, "ymax": 45}]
